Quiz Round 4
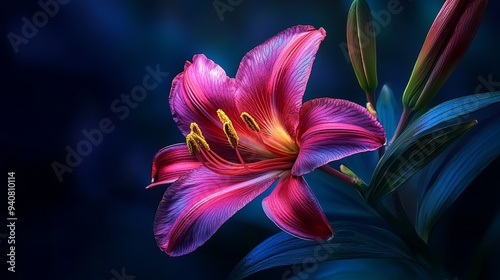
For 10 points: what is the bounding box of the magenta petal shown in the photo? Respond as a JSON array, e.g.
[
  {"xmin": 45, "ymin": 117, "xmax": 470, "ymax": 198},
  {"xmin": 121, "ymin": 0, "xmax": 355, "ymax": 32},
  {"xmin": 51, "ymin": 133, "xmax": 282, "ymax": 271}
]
[
  {"xmin": 170, "ymin": 54, "xmax": 238, "ymax": 148},
  {"xmin": 146, "ymin": 144, "xmax": 202, "ymax": 189},
  {"xmin": 235, "ymin": 25, "xmax": 326, "ymax": 139},
  {"xmin": 154, "ymin": 167, "xmax": 281, "ymax": 256},
  {"xmin": 292, "ymin": 98, "xmax": 386, "ymax": 176},
  {"xmin": 262, "ymin": 174, "xmax": 333, "ymax": 240}
]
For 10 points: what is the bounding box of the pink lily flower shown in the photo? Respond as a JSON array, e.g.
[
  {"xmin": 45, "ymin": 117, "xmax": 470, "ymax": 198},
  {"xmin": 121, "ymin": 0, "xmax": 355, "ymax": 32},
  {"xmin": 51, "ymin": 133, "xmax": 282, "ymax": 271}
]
[{"xmin": 148, "ymin": 25, "xmax": 386, "ymax": 256}]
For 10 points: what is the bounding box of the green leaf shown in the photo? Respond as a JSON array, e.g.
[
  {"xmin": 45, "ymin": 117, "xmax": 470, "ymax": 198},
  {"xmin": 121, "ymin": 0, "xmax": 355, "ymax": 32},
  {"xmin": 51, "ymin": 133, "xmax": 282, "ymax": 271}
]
[
  {"xmin": 367, "ymin": 120, "xmax": 477, "ymax": 201},
  {"xmin": 228, "ymin": 221, "xmax": 426, "ymax": 280},
  {"xmin": 367, "ymin": 92, "xmax": 500, "ymax": 202},
  {"xmin": 415, "ymin": 116, "xmax": 500, "ymax": 241},
  {"xmin": 400, "ymin": 92, "xmax": 500, "ymax": 139}
]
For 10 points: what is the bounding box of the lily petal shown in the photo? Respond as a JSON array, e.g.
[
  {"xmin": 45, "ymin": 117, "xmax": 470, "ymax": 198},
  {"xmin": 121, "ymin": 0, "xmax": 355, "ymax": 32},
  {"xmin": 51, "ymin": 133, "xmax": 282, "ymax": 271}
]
[
  {"xmin": 235, "ymin": 25, "xmax": 326, "ymax": 141},
  {"xmin": 262, "ymin": 174, "xmax": 333, "ymax": 240},
  {"xmin": 154, "ymin": 167, "xmax": 282, "ymax": 256},
  {"xmin": 170, "ymin": 54, "xmax": 238, "ymax": 151},
  {"xmin": 146, "ymin": 144, "xmax": 202, "ymax": 189},
  {"xmin": 292, "ymin": 98, "xmax": 385, "ymax": 176}
]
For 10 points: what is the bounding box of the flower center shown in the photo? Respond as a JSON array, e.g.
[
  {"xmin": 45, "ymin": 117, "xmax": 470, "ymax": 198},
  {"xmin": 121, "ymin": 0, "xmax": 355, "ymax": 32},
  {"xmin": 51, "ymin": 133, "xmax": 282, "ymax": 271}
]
[{"xmin": 185, "ymin": 110, "xmax": 295, "ymax": 175}]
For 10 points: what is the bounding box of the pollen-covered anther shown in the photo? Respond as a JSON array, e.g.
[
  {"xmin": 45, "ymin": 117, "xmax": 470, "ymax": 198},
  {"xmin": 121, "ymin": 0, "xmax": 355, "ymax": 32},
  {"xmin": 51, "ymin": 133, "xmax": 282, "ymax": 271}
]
[
  {"xmin": 185, "ymin": 132, "xmax": 210, "ymax": 155},
  {"xmin": 240, "ymin": 112, "xmax": 260, "ymax": 132},
  {"xmin": 223, "ymin": 121, "xmax": 239, "ymax": 148},
  {"xmin": 216, "ymin": 109, "xmax": 240, "ymax": 148},
  {"xmin": 216, "ymin": 109, "xmax": 231, "ymax": 124},
  {"xmin": 190, "ymin": 122, "xmax": 204, "ymax": 138},
  {"xmin": 186, "ymin": 133, "xmax": 199, "ymax": 155}
]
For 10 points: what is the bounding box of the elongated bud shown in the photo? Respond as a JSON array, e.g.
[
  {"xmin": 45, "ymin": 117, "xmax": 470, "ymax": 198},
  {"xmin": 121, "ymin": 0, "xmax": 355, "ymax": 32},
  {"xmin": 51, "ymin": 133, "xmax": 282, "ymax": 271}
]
[
  {"xmin": 347, "ymin": 0, "xmax": 378, "ymax": 96},
  {"xmin": 402, "ymin": 0, "xmax": 488, "ymax": 111},
  {"xmin": 340, "ymin": 164, "xmax": 367, "ymax": 188}
]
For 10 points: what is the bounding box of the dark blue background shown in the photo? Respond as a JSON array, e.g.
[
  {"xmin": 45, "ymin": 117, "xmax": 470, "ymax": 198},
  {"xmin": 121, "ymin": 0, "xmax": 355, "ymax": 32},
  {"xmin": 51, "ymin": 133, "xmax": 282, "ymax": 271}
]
[{"xmin": 2, "ymin": 0, "xmax": 500, "ymax": 279}]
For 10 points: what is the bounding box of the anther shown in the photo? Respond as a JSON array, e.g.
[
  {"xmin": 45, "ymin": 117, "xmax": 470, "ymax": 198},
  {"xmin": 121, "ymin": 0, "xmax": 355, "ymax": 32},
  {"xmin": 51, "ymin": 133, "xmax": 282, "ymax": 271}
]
[
  {"xmin": 223, "ymin": 122, "xmax": 239, "ymax": 148},
  {"xmin": 240, "ymin": 112, "xmax": 260, "ymax": 132},
  {"xmin": 186, "ymin": 134, "xmax": 199, "ymax": 155},
  {"xmin": 216, "ymin": 109, "xmax": 240, "ymax": 148},
  {"xmin": 186, "ymin": 132, "xmax": 210, "ymax": 155},
  {"xmin": 190, "ymin": 122, "xmax": 204, "ymax": 138},
  {"xmin": 217, "ymin": 109, "xmax": 231, "ymax": 124}
]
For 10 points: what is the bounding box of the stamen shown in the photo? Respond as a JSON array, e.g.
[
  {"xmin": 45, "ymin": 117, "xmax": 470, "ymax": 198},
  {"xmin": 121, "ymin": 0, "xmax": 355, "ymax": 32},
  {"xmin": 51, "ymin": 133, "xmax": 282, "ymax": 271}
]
[
  {"xmin": 190, "ymin": 122, "xmax": 204, "ymax": 138},
  {"xmin": 223, "ymin": 122, "xmax": 239, "ymax": 148},
  {"xmin": 216, "ymin": 109, "xmax": 240, "ymax": 148},
  {"xmin": 217, "ymin": 109, "xmax": 231, "ymax": 124},
  {"xmin": 185, "ymin": 132, "xmax": 210, "ymax": 155},
  {"xmin": 240, "ymin": 112, "xmax": 260, "ymax": 132},
  {"xmin": 186, "ymin": 134, "xmax": 199, "ymax": 155},
  {"xmin": 193, "ymin": 133, "xmax": 210, "ymax": 151}
]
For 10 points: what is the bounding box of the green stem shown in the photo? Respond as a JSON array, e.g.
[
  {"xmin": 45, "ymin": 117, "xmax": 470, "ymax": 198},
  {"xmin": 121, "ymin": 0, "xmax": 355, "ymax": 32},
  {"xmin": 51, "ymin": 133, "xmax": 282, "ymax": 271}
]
[
  {"xmin": 319, "ymin": 165, "xmax": 366, "ymax": 199},
  {"xmin": 391, "ymin": 107, "xmax": 412, "ymax": 144},
  {"xmin": 366, "ymin": 91, "xmax": 376, "ymax": 109}
]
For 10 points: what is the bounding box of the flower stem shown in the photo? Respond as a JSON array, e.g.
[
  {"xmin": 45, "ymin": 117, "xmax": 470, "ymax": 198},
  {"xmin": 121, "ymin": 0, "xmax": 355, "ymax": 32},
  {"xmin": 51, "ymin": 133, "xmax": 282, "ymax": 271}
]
[
  {"xmin": 319, "ymin": 165, "xmax": 366, "ymax": 199},
  {"xmin": 366, "ymin": 91, "xmax": 376, "ymax": 110},
  {"xmin": 319, "ymin": 165, "xmax": 358, "ymax": 185},
  {"xmin": 391, "ymin": 107, "xmax": 412, "ymax": 144}
]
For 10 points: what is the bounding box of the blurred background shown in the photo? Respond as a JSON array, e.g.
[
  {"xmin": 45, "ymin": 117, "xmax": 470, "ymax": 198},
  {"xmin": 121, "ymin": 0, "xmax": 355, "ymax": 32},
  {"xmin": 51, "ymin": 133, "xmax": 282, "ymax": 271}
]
[{"xmin": 2, "ymin": 0, "xmax": 500, "ymax": 279}]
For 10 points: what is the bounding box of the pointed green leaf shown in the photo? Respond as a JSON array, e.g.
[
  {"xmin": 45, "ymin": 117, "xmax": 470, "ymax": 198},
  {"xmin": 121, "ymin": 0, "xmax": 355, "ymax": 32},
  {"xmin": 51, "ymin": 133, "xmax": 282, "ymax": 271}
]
[
  {"xmin": 367, "ymin": 120, "xmax": 477, "ymax": 201},
  {"xmin": 416, "ymin": 117, "xmax": 500, "ymax": 241},
  {"xmin": 229, "ymin": 221, "xmax": 422, "ymax": 280},
  {"xmin": 401, "ymin": 92, "xmax": 500, "ymax": 139},
  {"xmin": 367, "ymin": 92, "xmax": 500, "ymax": 202}
]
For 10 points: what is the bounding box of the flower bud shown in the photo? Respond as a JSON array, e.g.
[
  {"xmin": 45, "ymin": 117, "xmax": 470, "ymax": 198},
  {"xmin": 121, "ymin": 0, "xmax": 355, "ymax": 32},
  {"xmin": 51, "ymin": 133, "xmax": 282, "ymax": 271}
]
[
  {"xmin": 347, "ymin": 0, "xmax": 378, "ymax": 96},
  {"xmin": 402, "ymin": 0, "xmax": 488, "ymax": 111}
]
